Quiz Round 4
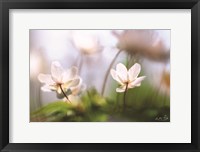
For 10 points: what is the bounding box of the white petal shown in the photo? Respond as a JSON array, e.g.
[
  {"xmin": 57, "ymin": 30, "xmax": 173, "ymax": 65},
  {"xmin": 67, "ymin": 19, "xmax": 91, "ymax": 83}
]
[
  {"xmin": 62, "ymin": 66, "xmax": 78, "ymax": 82},
  {"xmin": 64, "ymin": 78, "xmax": 81, "ymax": 89},
  {"xmin": 116, "ymin": 88, "xmax": 125, "ymax": 93},
  {"xmin": 128, "ymin": 63, "xmax": 141, "ymax": 81},
  {"xmin": 110, "ymin": 69, "xmax": 124, "ymax": 85},
  {"xmin": 135, "ymin": 83, "xmax": 141, "ymax": 87},
  {"xmin": 116, "ymin": 63, "xmax": 128, "ymax": 82},
  {"xmin": 38, "ymin": 74, "xmax": 54, "ymax": 85},
  {"xmin": 70, "ymin": 78, "xmax": 83, "ymax": 91},
  {"xmin": 51, "ymin": 61, "xmax": 64, "ymax": 83},
  {"xmin": 69, "ymin": 78, "xmax": 81, "ymax": 87},
  {"xmin": 130, "ymin": 76, "xmax": 146, "ymax": 87},
  {"xmin": 41, "ymin": 85, "xmax": 57, "ymax": 92},
  {"xmin": 128, "ymin": 83, "xmax": 141, "ymax": 89},
  {"xmin": 71, "ymin": 83, "xmax": 86, "ymax": 95},
  {"xmin": 116, "ymin": 85, "xmax": 126, "ymax": 93}
]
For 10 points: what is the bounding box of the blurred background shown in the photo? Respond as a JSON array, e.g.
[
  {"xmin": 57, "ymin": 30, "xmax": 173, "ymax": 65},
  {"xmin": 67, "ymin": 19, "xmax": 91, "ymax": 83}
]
[{"xmin": 30, "ymin": 29, "xmax": 170, "ymax": 122}]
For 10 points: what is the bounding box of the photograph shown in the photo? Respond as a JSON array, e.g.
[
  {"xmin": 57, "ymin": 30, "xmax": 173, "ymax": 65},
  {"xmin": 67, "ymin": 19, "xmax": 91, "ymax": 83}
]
[
  {"xmin": 30, "ymin": 29, "xmax": 170, "ymax": 122},
  {"xmin": 1, "ymin": 0, "xmax": 200, "ymax": 151}
]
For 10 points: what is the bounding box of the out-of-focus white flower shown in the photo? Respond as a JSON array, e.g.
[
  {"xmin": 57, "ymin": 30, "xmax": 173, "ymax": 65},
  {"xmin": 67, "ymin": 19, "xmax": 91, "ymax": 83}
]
[
  {"xmin": 112, "ymin": 30, "xmax": 170, "ymax": 62},
  {"xmin": 72, "ymin": 31, "xmax": 102, "ymax": 55},
  {"xmin": 110, "ymin": 63, "xmax": 146, "ymax": 93},
  {"xmin": 143, "ymin": 61, "xmax": 170, "ymax": 96},
  {"xmin": 65, "ymin": 80, "xmax": 87, "ymax": 102},
  {"xmin": 160, "ymin": 68, "xmax": 170, "ymax": 96},
  {"xmin": 70, "ymin": 80, "xmax": 86, "ymax": 96},
  {"xmin": 38, "ymin": 61, "xmax": 82, "ymax": 100}
]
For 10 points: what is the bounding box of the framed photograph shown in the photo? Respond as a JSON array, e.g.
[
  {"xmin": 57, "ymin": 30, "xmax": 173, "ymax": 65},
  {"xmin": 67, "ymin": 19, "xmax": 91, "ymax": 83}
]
[{"xmin": 0, "ymin": 0, "xmax": 200, "ymax": 151}]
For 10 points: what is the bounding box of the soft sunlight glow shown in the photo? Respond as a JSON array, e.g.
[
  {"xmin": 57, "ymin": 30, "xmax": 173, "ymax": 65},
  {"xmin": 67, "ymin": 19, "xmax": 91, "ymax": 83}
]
[{"xmin": 30, "ymin": 52, "xmax": 42, "ymax": 77}]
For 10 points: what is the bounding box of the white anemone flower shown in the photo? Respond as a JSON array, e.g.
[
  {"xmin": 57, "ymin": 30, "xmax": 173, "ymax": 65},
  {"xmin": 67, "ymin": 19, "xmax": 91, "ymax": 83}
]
[
  {"xmin": 70, "ymin": 81, "xmax": 86, "ymax": 96},
  {"xmin": 66, "ymin": 82, "xmax": 87, "ymax": 103},
  {"xmin": 112, "ymin": 30, "xmax": 170, "ymax": 62},
  {"xmin": 110, "ymin": 63, "xmax": 146, "ymax": 93},
  {"xmin": 38, "ymin": 61, "xmax": 81, "ymax": 101},
  {"xmin": 72, "ymin": 31, "xmax": 102, "ymax": 55}
]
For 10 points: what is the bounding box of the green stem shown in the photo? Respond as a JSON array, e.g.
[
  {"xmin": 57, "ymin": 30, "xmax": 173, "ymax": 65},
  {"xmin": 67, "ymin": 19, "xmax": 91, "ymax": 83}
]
[
  {"xmin": 78, "ymin": 54, "xmax": 84, "ymax": 75},
  {"xmin": 114, "ymin": 91, "xmax": 120, "ymax": 112},
  {"xmin": 59, "ymin": 84, "xmax": 71, "ymax": 103},
  {"xmin": 123, "ymin": 83, "xmax": 128, "ymax": 112},
  {"xmin": 101, "ymin": 50, "xmax": 122, "ymax": 96}
]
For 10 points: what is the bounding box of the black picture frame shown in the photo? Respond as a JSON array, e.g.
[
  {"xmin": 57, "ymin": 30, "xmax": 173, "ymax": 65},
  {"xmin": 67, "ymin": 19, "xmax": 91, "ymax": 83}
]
[{"xmin": 0, "ymin": 0, "xmax": 200, "ymax": 151}]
